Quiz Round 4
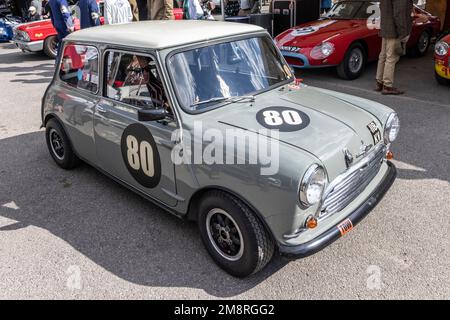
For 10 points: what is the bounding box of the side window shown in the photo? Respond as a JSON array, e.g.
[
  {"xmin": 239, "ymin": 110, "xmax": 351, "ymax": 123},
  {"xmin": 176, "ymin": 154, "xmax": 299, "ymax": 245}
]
[
  {"xmin": 104, "ymin": 51, "xmax": 169, "ymax": 110},
  {"xmin": 59, "ymin": 44, "xmax": 99, "ymax": 93}
]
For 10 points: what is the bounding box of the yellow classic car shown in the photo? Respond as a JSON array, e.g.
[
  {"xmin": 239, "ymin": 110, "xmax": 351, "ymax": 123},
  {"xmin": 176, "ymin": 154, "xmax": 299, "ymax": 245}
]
[{"xmin": 435, "ymin": 34, "xmax": 450, "ymax": 85}]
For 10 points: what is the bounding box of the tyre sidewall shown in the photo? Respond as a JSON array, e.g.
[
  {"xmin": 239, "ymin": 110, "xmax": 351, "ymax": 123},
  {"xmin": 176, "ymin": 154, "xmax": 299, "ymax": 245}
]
[
  {"xmin": 338, "ymin": 43, "xmax": 366, "ymax": 80},
  {"xmin": 198, "ymin": 194, "xmax": 261, "ymax": 277},
  {"xmin": 416, "ymin": 31, "xmax": 430, "ymax": 56},
  {"xmin": 44, "ymin": 36, "xmax": 57, "ymax": 59},
  {"xmin": 45, "ymin": 119, "xmax": 75, "ymax": 168}
]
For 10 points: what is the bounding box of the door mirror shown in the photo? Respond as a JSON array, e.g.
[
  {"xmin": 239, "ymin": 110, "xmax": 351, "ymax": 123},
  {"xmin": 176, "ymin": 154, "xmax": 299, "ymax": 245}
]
[{"xmin": 137, "ymin": 108, "xmax": 166, "ymax": 122}]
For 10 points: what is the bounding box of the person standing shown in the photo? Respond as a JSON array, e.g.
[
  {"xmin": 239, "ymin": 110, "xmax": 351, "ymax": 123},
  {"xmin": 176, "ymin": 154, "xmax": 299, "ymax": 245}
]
[
  {"xmin": 42, "ymin": 0, "xmax": 51, "ymax": 19},
  {"xmin": 183, "ymin": 0, "xmax": 203, "ymax": 20},
  {"xmin": 147, "ymin": 0, "xmax": 174, "ymax": 20},
  {"xmin": 375, "ymin": 0, "xmax": 413, "ymax": 95},
  {"xmin": 48, "ymin": 0, "xmax": 74, "ymax": 60},
  {"xmin": 104, "ymin": 0, "xmax": 133, "ymax": 24},
  {"xmin": 78, "ymin": 0, "xmax": 100, "ymax": 29},
  {"xmin": 237, "ymin": 0, "xmax": 260, "ymax": 16},
  {"xmin": 128, "ymin": 0, "xmax": 140, "ymax": 21},
  {"xmin": 28, "ymin": 0, "xmax": 42, "ymax": 20}
]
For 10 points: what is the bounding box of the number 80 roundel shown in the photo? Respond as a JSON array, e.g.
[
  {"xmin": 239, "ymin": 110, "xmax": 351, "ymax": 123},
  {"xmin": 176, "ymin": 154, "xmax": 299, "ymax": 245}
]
[
  {"xmin": 256, "ymin": 107, "xmax": 310, "ymax": 132},
  {"xmin": 121, "ymin": 123, "xmax": 162, "ymax": 188}
]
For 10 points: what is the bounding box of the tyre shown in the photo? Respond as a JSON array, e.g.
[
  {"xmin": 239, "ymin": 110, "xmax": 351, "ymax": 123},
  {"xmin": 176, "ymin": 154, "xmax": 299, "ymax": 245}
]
[
  {"xmin": 198, "ymin": 191, "xmax": 274, "ymax": 277},
  {"xmin": 45, "ymin": 118, "xmax": 80, "ymax": 169},
  {"xmin": 43, "ymin": 36, "xmax": 57, "ymax": 59},
  {"xmin": 408, "ymin": 30, "xmax": 431, "ymax": 57},
  {"xmin": 435, "ymin": 71, "xmax": 450, "ymax": 85},
  {"xmin": 337, "ymin": 43, "xmax": 367, "ymax": 80}
]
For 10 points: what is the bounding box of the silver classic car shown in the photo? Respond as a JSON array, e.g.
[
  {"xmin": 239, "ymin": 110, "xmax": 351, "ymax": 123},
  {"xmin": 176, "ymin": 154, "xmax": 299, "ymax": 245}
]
[{"xmin": 42, "ymin": 21, "xmax": 399, "ymax": 277}]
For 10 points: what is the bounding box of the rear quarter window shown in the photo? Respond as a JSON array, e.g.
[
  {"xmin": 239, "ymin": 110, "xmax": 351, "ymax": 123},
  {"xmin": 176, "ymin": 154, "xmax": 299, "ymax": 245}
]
[{"xmin": 59, "ymin": 44, "xmax": 99, "ymax": 93}]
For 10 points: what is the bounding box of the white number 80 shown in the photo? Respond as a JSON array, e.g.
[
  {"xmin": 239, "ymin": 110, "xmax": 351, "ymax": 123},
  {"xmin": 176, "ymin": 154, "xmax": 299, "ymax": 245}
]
[
  {"xmin": 126, "ymin": 135, "xmax": 154, "ymax": 177},
  {"xmin": 262, "ymin": 110, "xmax": 303, "ymax": 126}
]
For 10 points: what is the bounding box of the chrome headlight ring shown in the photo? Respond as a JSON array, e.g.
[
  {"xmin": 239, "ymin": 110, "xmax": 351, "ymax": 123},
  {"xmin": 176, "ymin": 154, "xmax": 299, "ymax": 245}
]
[
  {"xmin": 310, "ymin": 42, "xmax": 335, "ymax": 60},
  {"xmin": 435, "ymin": 41, "xmax": 449, "ymax": 56},
  {"xmin": 384, "ymin": 113, "xmax": 400, "ymax": 144},
  {"xmin": 299, "ymin": 164, "xmax": 327, "ymax": 207}
]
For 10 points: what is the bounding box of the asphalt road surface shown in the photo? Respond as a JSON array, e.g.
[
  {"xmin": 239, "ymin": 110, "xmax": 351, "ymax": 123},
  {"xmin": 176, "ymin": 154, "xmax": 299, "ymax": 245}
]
[{"xmin": 0, "ymin": 42, "xmax": 449, "ymax": 299}]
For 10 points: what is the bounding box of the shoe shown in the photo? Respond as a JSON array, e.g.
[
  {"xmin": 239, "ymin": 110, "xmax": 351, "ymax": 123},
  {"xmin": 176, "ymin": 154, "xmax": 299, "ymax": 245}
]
[
  {"xmin": 375, "ymin": 81, "xmax": 383, "ymax": 92},
  {"xmin": 382, "ymin": 86, "xmax": 404, "ymax": 95}
]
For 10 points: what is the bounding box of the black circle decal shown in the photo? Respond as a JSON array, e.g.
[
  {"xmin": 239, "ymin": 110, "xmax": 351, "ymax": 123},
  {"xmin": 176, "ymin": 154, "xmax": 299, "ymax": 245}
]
[
  {"xmin": 121, "ymin": 123, "xmax": 161, "ymax": 188},
  {"xmin": 256, "ymin": 107, "xmax": 310, "ymax": 132}
]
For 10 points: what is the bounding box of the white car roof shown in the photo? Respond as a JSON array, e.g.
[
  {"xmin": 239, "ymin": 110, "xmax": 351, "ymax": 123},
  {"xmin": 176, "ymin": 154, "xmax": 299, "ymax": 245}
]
[{"xmin": 66, "ymin": 20, "xmax": 265, "ymax": 50}]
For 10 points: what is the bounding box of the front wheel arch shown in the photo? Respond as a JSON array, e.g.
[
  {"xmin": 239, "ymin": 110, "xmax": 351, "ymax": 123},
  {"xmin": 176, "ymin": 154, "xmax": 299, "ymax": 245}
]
[
  {"xmin": 408, "ymin": 29, "xmax": 431, "ymax": 57},
  {"xmin": 336, "ymin": 41, "xmax": 367, "ymax": 80},
  {"xmin": 197, "ymin": 189, "xmax": 275, "ymax": 276},
  {"xmin": 187, "ymin": 186, "xmax": 277, "ymax": 244}
]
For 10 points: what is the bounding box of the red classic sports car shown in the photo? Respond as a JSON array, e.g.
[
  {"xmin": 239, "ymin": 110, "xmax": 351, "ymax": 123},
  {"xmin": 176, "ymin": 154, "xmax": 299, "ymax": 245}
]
[
  {"xmin": 435, "ymin": 33, "xmax": 450, "ymax": 85},
  {"xmin": 13, "ymin": 2, "xmax": 182, "ymax": 59},
  {"xmin": 13, "ymin": 3, "xmax": 104, "ymax": 59},
  {"xmin": 274, "ymin": 0, "xmax": 441, "ymax": 80}
]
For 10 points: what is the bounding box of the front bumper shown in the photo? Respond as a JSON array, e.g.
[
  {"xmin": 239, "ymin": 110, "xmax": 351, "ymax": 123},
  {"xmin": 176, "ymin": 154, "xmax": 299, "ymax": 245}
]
[
  {"xmin": 435, "ymin": 62, "xmax": 450, "ymax": 80},
  {"xmin": 278, "ymin": 161, "xmax": 397, "ymax": 258},
  {"xmin": 14, "ymin": 39, "xmax": 44, "ymax": 52},
  {"xmin": 281, "ymin": 51, "xmax": 335, "ymax": 69}
]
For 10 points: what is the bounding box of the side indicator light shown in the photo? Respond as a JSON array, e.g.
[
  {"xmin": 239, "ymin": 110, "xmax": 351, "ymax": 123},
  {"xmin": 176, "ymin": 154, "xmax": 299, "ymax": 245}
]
[
  {"xmin": 386, "ymin": 150, "xmax": 394, "ymax": 160},
  {"xmin": 306, "ymin": 216, "xmax": 318, "ymax": 229}
]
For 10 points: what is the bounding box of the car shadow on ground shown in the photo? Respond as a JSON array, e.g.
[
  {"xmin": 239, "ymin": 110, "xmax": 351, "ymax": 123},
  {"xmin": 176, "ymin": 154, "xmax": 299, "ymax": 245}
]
[
  {"xmin": 0, "ymin": 131, "xmax": 288, "ymax": 297},
  {"xmin": 0, "ymin": 63, "xmax": 54, "ymax": 84},
  {"xmin": 0, "ymin": 42, "xmax": 19, "ymax": 50},
  {"xmin": 0, "ymin": 50, "xmax": 54, "ymax": 84}
]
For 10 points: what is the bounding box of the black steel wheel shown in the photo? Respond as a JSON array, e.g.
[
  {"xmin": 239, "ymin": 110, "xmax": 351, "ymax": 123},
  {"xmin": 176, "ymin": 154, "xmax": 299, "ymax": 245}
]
[
  {"xmin": 45, "ymin": 118, "xmax": 80, "ymax": 169},
  {"xmin": 337, "ymin": 43, "xmax": 367, "ymax": 80},
  {"xmin": 198, "ymin": 190, "xmax": 274, "ymax": 277}
]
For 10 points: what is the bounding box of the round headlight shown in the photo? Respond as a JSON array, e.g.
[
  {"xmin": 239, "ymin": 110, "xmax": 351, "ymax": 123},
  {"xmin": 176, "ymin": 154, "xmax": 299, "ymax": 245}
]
[
  {"xmin": 435, "ymin": 41, "xmax": 449, "ymax": 56},
  {"xmin": 321, "ymin": 42, "xmax": 335, "ymax": 57},
  {"xmin": 384, "ymin": 113, "xmax": 400, "ymax": 144},
  {"xmin": 299, "ymin": 164, "xmax": 327, "ymax": 207},
  {"xmin": 310, "ymin": 42, "xmax": 335, "ymax": 60}
]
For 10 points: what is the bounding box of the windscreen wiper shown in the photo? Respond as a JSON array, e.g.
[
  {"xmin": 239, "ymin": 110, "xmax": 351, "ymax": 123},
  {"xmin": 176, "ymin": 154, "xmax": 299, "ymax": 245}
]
[{"xmin": 191, "ymin": 95, "xmax": 255, "ymax": 108}]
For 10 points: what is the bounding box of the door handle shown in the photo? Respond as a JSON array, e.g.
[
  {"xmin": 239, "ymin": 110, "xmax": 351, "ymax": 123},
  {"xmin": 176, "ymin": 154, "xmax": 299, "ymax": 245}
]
[{"xmin": 96, "ymin": 105, "xmax": 107, "ymax": 113}]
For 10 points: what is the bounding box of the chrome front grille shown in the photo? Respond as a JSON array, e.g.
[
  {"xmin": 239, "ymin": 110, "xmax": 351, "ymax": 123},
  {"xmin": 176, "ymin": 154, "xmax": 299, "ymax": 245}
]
[{"xmin": 319, "ymin": 144, "xmax": 386, "ymax": 219}]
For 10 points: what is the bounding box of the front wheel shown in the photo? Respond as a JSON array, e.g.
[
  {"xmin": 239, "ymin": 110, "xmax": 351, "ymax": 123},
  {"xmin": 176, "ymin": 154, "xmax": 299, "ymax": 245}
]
[
  {"xmin": 409, "ymin": 30, "xmax": 430, "ymax": 57},
  {"xmin": 198, "ymin": 191, "xmax": 274, "ymax": 277},
  {"xmin": 43, "ymin": 35, "xmax": 57, "ymax": 59},
  {"xmin": 337, "ymin": 43, "xmax": 367, "ymax": 80}
]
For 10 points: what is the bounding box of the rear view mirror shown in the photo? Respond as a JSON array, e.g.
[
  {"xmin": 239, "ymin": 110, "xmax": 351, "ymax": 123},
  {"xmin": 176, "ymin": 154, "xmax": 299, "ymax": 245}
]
[{"xmin": 137, "ymin": 108, "xmax": 166, "ymax": 122}]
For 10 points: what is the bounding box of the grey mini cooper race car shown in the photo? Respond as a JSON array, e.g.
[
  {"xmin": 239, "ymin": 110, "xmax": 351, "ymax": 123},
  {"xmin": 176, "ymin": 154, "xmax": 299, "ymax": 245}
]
[{"xmin": 42, "ymin": 20, "xmax": 399, "ymax": 277}]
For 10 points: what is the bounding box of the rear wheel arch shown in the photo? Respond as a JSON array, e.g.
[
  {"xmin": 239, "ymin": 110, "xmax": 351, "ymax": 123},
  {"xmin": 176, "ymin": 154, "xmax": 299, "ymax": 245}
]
[
  {"xmin": 45, "ymin": 117, "xmax": 80, "ymax": 169},
  {"xmin": 43, "ymin": 113, "xmax": 57, "ymax": 127},
  {"xmin": 43, "ymin": 35, "xmax": 58, "ymax": 59},
  {"xmin": 44, "ymin": 114, "xmax": 78, "ymax": 157}
]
